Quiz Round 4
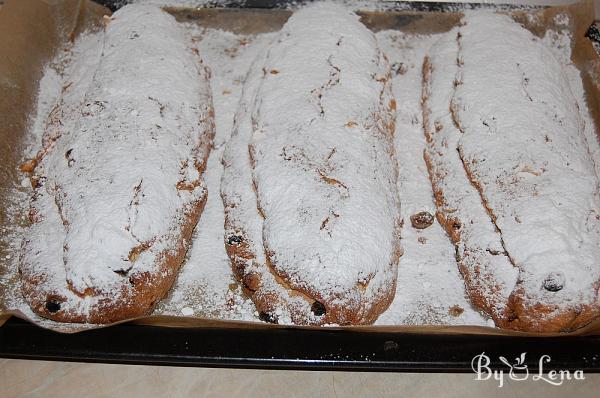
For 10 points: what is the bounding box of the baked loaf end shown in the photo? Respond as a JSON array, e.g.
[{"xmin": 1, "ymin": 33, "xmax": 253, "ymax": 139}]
[
  {"xmin": 222, "ymin": 2, "xmax": 401, "ymax": 325},
  {"xmin": 422, "ymin": 31, "xmax": 518, "ymax": 325},
  {"xmin": 19, "ymin": 5, "xmax": 215, "ymax": 323},
  {"xmin": 222, "ymin": 45, "xmax": 324, "ymax": 325},
  {"xmin": 424, "ymin": 13, "xmax": 600, "ymax": 332}
]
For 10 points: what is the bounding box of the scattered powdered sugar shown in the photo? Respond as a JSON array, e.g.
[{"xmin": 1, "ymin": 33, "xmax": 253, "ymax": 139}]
[
  {"xmin": 2, "ymin": 3, "xmax": 599, "ymax": 330},
  {"xmin": 19, "ymin": 5, "xmax": 214, "ymax": 323},
  {"xmin": 0, "ymin": 31, "xmax": 100, "ymax": 328},
  {"xmin": 374, "ymin": 31, "xmax": 487, "ymax": 326},
  {"xmin": 446, "ymin": 12, "xmax": 600, "ymax": 330},
  {"xmin": 155, "ymin": 27, "xmax": 276, "ymax": 322},
  {"xmin": 248, "ymin": 3, "xmax": 401, "ymax": 323},
  {"xmin": 180, "ymin": 306, "xmax": 194, "ymax": 316}
]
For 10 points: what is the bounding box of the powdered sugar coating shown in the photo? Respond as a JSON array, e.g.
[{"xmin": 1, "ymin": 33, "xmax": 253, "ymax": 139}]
[
  {"xmin": 451, "ymin": 12, "xmax": 600, "ymax": 331},
  {"xmin": 423, "ymin": 30, "xmax": 518, "ymax": 322},
  {"xmin": 247, "ymin": 3, "xmax": 401, "ymax": 324},
  {"xmin": 5, "ymin": 4, "xmax": 598, "ymax": 331},
  {"xmin": 155, "ymin": 28, "xmax": 272, "ymax": 323},
  {"xmin": 19, "ymin": 5, "xmax": 214, "ymax": 323},
  {"xmin": 374, "ymin": 31, "xmax": 487, "ymax": 327},
  {"xmin": 221, "ymin": 43, "xmax": 320, "ymax": 325}
]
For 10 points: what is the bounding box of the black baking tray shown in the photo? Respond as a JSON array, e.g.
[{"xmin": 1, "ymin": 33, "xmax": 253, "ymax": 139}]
[
  {"xmin": 2, "ymin": 316, "xmax": 600, "ymax": 372},
  {"xmin": 2, "ymin": 0, "xmax": 600, "ymax": 372}
]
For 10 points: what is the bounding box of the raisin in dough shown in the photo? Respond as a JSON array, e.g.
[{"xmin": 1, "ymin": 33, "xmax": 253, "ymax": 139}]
[
  {"xmin": 222, "ymin": 46, "xmax": 322, "ymax": 325},
  {"xmin": 424, "ymin": 13, "xmax": 600, "ymax": 332},
  {"xmin": 222, "ymin": 3, "xmax": 401, "ymax": 325},
  {"xmin": 19, "ymin": 5, "xmax": 215, "ymax": 323}
]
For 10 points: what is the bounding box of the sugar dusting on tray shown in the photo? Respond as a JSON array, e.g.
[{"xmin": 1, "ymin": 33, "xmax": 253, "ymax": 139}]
[
  {"xmin": 1, "ymin": 4, "xmax": 599, "ymax": 330},
  {"xmin": 0, "ymin": 32, "xmax": 106, "ymax": 330},
  {"xmin": 0, "ymin": 63, "xmax": 63, "ymax": 317},
  {"xmin": 154, "ymin": 27, "xmax": 277, "ymax": 321},
  {"xmin": 374, "ymin": 32, "xmax": 487, "ymax": 326}
]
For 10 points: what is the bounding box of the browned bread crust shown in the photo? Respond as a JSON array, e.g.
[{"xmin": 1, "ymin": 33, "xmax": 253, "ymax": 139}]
[{"xmin": 19, "ymin": 5, "xmax": 215, "ymax": 324}]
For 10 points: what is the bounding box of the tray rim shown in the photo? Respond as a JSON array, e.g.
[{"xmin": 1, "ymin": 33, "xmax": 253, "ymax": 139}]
[
  {"xmin": 3, "ymin": 0, "xmax": 600, "ymax": 372},
  {"xmin": 3, "ymin": 316, "xmax": 600, "ymax": 372}
]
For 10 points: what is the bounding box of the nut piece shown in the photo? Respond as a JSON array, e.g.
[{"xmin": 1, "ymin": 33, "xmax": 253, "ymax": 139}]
[{"xmin": 410, "ymin": 211, "xmax": 434, "ymax": 229}]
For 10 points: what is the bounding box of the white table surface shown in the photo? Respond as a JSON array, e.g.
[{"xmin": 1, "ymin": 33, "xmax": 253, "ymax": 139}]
[{"xmin": 2, "ymin": 358, "xmax": 600, "ymax": 397}]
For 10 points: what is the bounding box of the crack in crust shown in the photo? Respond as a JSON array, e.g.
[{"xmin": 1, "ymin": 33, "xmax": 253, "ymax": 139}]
[
  {"xmin": 451, "ymin": 31, "xmax": 516, "ymax": 270},
  {"xmin": 223, "ymin": 146, "xmax": 322, "ymax": 324},
  {"xmin": 421, "ymin": 53, "xmax": 513, "ymax": 325},
  {"xmin": 310, "ymin": 53, "xmax": 342, "ymax": 117},
  {"xmin": 423, "ymin": 19, "xmax": 600, "ymax": 332},
  {"xmin": 18, "ymin": 8, "xmax": 215, "ymax": 323},
  {"xmin": 452, "ymin": 26, "xmax": 600, "ymax": 332},
  {"xmin": 251, "ymin": 54, "xmax": 398, "ymax": 325},
  {"xmin": 222, "ymin": 7, "xmax": 399, "ymax": 325},
  {"xmin": 455, "ymin": 147, "xmax": 518, "ymax": 268}
]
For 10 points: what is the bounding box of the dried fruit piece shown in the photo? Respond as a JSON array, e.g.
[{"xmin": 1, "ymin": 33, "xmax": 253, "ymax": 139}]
[
  {"xmin": 20, "ymin": 159, "xmax": 37, "ymax": 173},
  {"xmin": 410, "ymin": 211, "xmax": 434, "ymax": 229},
  {"xmin": 227, "ymin": 235, "xmax": 243, "ymax": 245},
  {"xmin": 259, "ymin": 311, "xmax": 278, "ymax": 324},
  {"xmin": 45, "ymin": 299, "xmax": 62, "ymax": 313},
  {"xmin": 542, "ymin": 272, "xmax": 565, "ymax": 292},
  {"xmin": 448, "ymin": 305, "xmax": 464, "ymax": 317},
  {"xmin": 311, "ymin": 301, "xmax": 326, "ymax": 316}
]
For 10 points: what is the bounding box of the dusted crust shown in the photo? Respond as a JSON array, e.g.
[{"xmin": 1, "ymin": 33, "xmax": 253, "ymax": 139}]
[
  {"xmin": 19, "ymin": 5, "xmax": 215, "ymax": 324},
  {"xmin": 422, "ymin": 13, "xmax": 600, "ymax": 332},
  {"xmin": 221, "ymin": 3, "xmax": 401, "ymax": 325},
  {"xmin": 220, "ymin": 45, "xmax": 323, "ymax": 325},
  {"xmin": 20, "ymin": 195, "xmax": 208, "ymax": 324},
  {"xmin": 421, "ymin": 35, "xmax": 517, "ymax": 325}
]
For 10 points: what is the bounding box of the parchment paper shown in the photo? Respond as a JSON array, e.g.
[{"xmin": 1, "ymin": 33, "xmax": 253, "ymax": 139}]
[{"xmin": 1, "ymin": 0, "xmax": 599, "ymax": 336}]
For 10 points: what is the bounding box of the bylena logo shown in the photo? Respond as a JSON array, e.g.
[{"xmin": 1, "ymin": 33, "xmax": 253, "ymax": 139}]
[{"xmin": 471, "ymin": 352, "xmax": 585, "ymax": 387}]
